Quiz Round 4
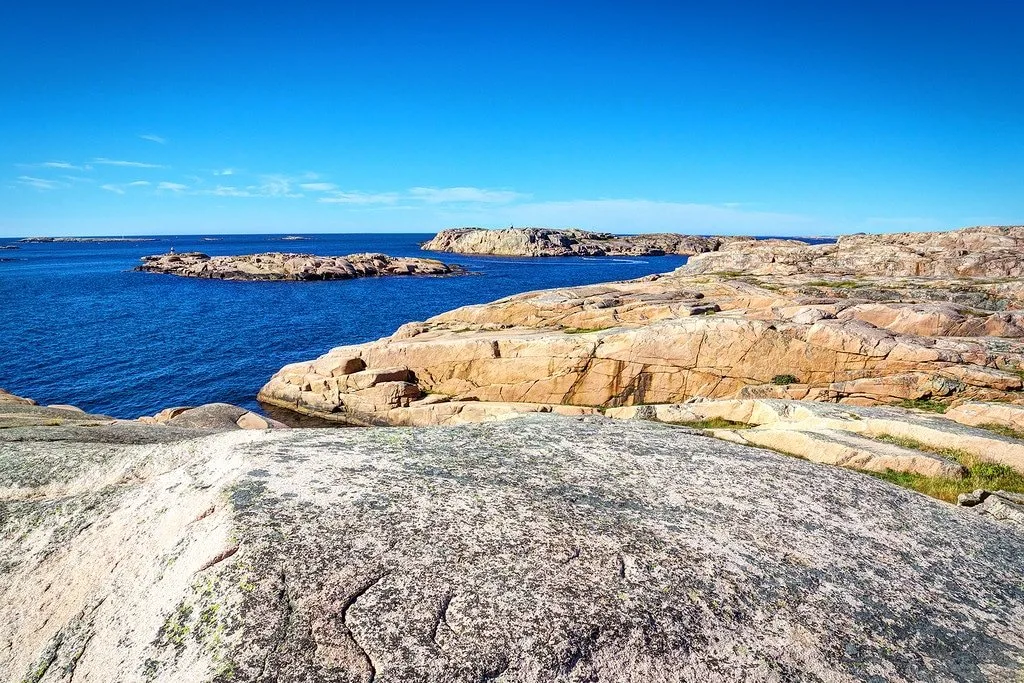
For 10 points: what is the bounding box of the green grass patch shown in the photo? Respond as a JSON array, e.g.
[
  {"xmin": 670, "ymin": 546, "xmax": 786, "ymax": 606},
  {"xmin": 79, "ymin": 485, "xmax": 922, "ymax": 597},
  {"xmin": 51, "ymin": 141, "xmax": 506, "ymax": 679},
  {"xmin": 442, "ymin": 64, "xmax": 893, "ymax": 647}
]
[
  {"xmin": 677, "ymin": 417, "xmax": 753, "ymax": 430},
  {"xmin": 562, "ymin": 327, "xmax": 609, "ymax": 335},
  {"xmin": 868, "ymin": 434, "xmax": 1024, "ymax": 502},
  {"xmin": 771, "ymin": 374, "xmax": 798, "ymax": 386},
  {"xmin": 977, "ymin": 422, "xmax": 1024, "ymax": 440},
  {"xmin": 895, "ymin": 398, "xmax": 948, "ymax": 414},
  {"xmin": 805, "ymin": 279, "xmax": 862, "ymax": 289}
]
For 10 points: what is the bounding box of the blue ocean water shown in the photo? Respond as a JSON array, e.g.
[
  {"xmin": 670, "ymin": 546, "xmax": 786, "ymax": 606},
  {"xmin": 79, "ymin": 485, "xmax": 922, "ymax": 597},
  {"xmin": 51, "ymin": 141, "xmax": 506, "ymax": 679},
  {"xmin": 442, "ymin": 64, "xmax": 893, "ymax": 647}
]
[{"xmin": 0, "ymin": 233, "xmax": 699, "ymax": 418}]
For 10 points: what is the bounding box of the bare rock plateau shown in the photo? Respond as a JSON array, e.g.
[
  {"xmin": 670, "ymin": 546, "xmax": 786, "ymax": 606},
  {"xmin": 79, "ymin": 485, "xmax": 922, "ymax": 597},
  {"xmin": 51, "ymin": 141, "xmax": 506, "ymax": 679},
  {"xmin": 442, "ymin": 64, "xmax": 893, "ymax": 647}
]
[{"xmin": 3, "ymin": 404, "xmax": 1024, "ymax": 681}]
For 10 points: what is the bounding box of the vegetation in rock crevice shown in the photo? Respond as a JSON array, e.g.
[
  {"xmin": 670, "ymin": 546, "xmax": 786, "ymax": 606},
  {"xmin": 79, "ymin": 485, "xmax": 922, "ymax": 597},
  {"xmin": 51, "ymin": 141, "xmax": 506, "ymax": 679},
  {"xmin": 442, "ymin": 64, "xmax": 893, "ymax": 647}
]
[{"xmin": 868, "ymin": 434, "xmax": 1024, "ymax": 502}]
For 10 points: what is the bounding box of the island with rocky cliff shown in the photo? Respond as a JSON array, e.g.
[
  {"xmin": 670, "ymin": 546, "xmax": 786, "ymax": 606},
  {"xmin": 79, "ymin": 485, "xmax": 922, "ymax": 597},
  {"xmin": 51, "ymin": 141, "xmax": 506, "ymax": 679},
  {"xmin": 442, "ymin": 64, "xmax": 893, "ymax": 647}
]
[
  {"xmin": 136, "ymin": 251, "xmax": 464, "ymax": 281},
  {"xmin": 421, "ymin": 226, "xmax": 764, "ymax": 256}
]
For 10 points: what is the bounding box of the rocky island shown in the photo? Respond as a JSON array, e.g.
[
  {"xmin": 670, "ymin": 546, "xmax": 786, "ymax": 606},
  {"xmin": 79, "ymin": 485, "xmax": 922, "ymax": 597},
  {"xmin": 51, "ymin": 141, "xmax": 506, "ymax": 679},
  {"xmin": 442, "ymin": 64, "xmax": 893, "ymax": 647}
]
[
  {"xmin": 136, "ymin": 251, "xmax": 464, "ymax": 281},
  {"xmin": 421, "ymin": 226, "xmax": 763, "ymax": 256},
  {"xmin": 20, "ymin": 236, "xmax": 159, "ymax": 243}
]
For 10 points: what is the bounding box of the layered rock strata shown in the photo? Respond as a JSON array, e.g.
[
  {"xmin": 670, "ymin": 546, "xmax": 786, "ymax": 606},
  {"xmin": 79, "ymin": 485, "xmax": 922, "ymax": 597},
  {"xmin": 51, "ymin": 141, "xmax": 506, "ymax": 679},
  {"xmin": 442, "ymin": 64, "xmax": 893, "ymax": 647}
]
[
  {"xmin": 137, "ymin": 251, "xmax": 463, "ymax": 281},
  {"xmin": 259, "ymin": 265, "xmax": 1024, "ymax": 427},
  {"xmin": 607, "ymin": 398, "xmax": 1024, "ymax": 477},
  {"xmin": 3, "ymin": 413, "xmax": 1024, "ymax": 681},
  {"xmin": 421, "ymin": 227, "xmax": 767, "ymax": 256},
  {"xmin": 684, "ymin": 225, "xmax": 1024, "ymax": 278}
]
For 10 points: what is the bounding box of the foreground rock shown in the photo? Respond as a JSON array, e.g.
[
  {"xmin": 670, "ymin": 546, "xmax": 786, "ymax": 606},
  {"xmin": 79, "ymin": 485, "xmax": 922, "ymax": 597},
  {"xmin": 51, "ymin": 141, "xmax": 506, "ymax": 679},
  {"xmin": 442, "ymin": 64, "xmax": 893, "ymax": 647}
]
[
  {"xmin": 137, "ymin": 252, "xmax": 464, "ymax": 281},
  {"xmin": 3, "ymin": 414, "xmax": 1024, "ymax": 681},
  {"xmin": 684, "ymin": 225, "xmax": 1024, "ymax": 278},
  {"xmin": 422, "ymin": 227, "xmax": 765, "ymax": 257},
  {"xmin": 261, "ymin": 228, "xmax": 1024, "ymax": 426}
]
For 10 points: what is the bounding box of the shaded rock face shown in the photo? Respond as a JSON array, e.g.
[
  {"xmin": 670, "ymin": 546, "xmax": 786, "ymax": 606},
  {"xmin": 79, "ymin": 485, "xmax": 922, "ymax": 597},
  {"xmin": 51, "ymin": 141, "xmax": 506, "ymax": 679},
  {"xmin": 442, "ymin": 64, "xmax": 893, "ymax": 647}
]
[
  {"xmin": 259, "ymin": 268, "xmax": 1024, "ymax": 426},
  {"xmin": 3, "ymin": 415, "xmax": 1024, "ymax": 681},
  {"xmin": 136, "ymin": 251, "xmax": 464, "ymax": 281},
  {"xmin": 421, "ymin": 227, "xmax": 765, "ymax": 257},
  {"xmin": 683, "ymin": 225, "xmax": 1024, "ymax": 278}
]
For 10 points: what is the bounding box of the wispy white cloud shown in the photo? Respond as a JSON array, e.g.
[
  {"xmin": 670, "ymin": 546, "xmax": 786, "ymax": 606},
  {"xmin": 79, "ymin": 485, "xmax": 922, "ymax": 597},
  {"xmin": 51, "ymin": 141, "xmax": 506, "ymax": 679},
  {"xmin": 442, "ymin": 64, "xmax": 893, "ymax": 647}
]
[
  {"xmin": 18, "ymin": 176, "xmax": 64, "ymax": 190},
  {"xmin": 200, "ymin": 185, "xmax": 254, "ymax": 197},
  {"xmin": 16, "ymin": 161, "xmax": 92, "ymax": 171},
  {"xmin": 101, "ymin": 180, "xmax": 151, "ymax": 194},
  {"xmin": 318, "ymin": 191, "xmax": 400, "ymax": 205},
  {"xmin": 300, "ymin": 182, "xmax": 337, "ymax": 192},
  {"xmin": 92, "ymin": 158, "xmax": 165, "ymax": 169},
  {"xmin": 157, "ymin": 181, "xmax": 188, "ymax": 192},
  {"xmin": 212, "ymin": 168, "xmax": 237, "ymax": 176},
  {"xmin": 408, "ymin": 186, "xmax": 527, "ymax": 204},
  {"xmin": 139, "ymin": 134, "xmax": 167, "ymax": 144}
]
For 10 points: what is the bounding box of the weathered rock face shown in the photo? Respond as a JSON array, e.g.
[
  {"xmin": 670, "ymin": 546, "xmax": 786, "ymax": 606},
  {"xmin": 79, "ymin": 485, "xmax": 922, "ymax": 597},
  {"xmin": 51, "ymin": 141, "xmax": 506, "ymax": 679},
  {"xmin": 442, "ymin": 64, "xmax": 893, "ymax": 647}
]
[
  {"xmin": 421, "ymin": 227, "xmax": 764, "ymax": 257},
  {"xmin": 136, "ymin": 252, "xmax": 464, "ymax": 281},
  {"xmin": 684, "ymin": 225, "xmax": 1024, "ymax": 278},
  {"xmin": 608, "ymin": 398, "xmax": 1024, "ymax": 478},
  {"xmin": 259, "ymin": 267, "xmax": 1024, "ymax": 426},
  {"xmin": 3, "ymin": 414, "xmax": 1024, "ymax": 681}
]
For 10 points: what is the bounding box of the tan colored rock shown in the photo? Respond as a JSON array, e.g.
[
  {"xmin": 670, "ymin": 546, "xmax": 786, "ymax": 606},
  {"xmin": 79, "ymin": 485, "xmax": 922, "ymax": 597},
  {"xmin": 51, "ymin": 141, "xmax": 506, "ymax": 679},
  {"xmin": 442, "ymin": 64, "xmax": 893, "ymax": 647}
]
[
  {"xmin": 136, "ymin": 251, "xmax": 464, "ymax": 281},
  {"xmin": 684, "ymin": 225, "xmax": 1024, "ymax": 278},
  {"xmin": 421, "ymin": 227, "xmax": 760, "ymax": 257},
  {"xmin": 235, "ymin": 411, "xmax": 288, "ymax": 430},
  {"xmin": 261, "ymin": 226, "xmax": 1024, "ymax": 427},
  {"xmin": 946, "ymin": 402, "xmax": 1024, "ymax": 431},
  {"xmin": 609, "ymin": 398, "xmax": 1024, "ymax": 475},
  {"xmin": 0, "ymin": 388, "xmax": 36, "ymax": 405},
  {"xmin": 713, "ymin": 427, "xmax": 965, "ymax": 478},
  {"xmin": 46, "ymin": 404, "xmax": 85, "ymax": 413}
]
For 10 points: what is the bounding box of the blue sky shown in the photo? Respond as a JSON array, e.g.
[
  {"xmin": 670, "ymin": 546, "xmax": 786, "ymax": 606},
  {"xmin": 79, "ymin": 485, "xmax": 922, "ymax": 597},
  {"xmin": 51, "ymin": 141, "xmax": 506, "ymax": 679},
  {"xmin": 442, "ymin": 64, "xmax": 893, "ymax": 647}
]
[{"xmin": 2, "ymin": 0, "xmax": 1022, "ymax": 237}]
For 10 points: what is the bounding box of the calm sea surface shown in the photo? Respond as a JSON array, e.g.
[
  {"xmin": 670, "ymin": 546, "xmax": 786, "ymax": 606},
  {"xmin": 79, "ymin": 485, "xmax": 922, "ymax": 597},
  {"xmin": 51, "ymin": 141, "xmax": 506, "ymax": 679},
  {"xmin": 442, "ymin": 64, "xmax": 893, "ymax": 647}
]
[{"xmin": 0, "ymin": 233, "xmax": 701, "ymax": 417}]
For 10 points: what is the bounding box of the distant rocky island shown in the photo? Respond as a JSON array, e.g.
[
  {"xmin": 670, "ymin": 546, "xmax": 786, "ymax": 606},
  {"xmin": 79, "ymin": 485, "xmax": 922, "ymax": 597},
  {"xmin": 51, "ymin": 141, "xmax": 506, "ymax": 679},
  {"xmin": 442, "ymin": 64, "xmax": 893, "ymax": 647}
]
[
  {"xmin": 136, "ymin": 251, "xmax": 464, "ymax": 280},
  {"xmin": 421, "ymin": 226, "xmax": 763, "ymax": 256},
  {"xmin": 20, "ymin": 236, "xmax": 159, "ymax": 243}
]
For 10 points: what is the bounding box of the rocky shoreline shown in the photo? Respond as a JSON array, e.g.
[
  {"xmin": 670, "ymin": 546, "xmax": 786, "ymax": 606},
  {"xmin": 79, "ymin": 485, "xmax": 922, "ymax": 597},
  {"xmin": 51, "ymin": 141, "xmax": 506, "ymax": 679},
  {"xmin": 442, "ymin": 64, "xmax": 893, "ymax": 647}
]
[
  {"xmin": 136, "ymin": 251, "xmax": 464, "ymax": 281},
  {"xmin": 421, "ymin": 226, "xmax": 767, "ymax": 256},
  {"xmin": 261, "ymin": 227, "xmax": 1024, "ymax": 428}
]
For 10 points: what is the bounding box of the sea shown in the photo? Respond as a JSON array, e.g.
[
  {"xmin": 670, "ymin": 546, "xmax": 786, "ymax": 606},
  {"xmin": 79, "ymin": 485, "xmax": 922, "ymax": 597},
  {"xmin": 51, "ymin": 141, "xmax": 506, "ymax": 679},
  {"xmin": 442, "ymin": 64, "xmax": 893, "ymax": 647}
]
[{"xmin": 0, "ymin": 233, "xmax": 703, "ymax": 418}]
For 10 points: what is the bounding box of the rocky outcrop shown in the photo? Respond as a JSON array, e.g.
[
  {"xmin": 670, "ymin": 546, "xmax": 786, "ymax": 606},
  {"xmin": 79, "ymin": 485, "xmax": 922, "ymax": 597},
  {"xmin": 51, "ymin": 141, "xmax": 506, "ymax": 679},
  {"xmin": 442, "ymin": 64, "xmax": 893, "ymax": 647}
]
[
  {"xmin": 683, "ymin": 225, "xmax": 1024, "ymax": 278},
  {"xmin": 0, "ymin": 388, "xmax": 287, "ymax": 432},
  {"xmin": 421, "ymin": 227, "xmax": 764, "ymax": 256},
  {"xmin": 959, "ymin": 490, "xmax": 1024, "ymax": 526},
  {"xmin": 259, "ymin": 265, "xmax": 1024, "ymax": 426},
  {"xmin": 3, "ymin": 413, "xmax": 1024, "ymax": 681},
  {"xmin": 137, "ymin": 252, "xmax": 464, "ymax": 281},
  {"xmin": 138, "ymin": 403, "xmax": 289, "ymax": 430},
  {"xmin": 607, "ymin": 398, "xmax": 1024, "ymax": 479},
  {"xmin": 946, "ymin": 402, "xmax": 1024, "ymax": 432}
]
